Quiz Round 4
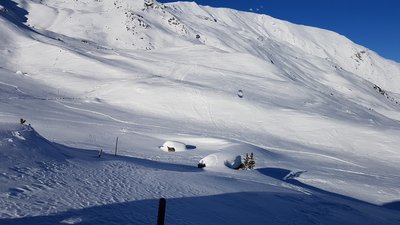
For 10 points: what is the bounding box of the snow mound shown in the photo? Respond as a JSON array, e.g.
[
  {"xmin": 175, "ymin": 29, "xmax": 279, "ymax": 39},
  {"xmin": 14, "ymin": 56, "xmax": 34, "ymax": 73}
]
[
  {"xmin": 198, "ymin": 143, "xmax": 278, "ymax": 169},
  {"xmin": 199, "ymin": 153, "xmax": 242, "ymax": 169},
  {"xmin": 160, "ymin": 140, "xmax": 188, "ymax": 152},
  {"xmin": 0, "ymin": 122, "xmax": 68, "ymax": 164}
]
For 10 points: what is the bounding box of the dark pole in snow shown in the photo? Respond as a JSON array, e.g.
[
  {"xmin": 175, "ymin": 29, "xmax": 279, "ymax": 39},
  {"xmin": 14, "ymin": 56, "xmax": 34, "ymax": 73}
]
[
  {"xmin": 114, "ymin": 136, "xmax": 118, "ymax": 156},
  {"xmin": 157, "ymin": 198, "xmax": 166, "ymax": 225}
]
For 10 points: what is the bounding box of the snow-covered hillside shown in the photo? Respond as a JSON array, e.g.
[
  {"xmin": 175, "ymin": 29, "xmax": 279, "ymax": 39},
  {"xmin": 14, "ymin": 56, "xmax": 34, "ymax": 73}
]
[{"xmin": 1, "ymin": 0, "xmax": 400, "ymax": 224}]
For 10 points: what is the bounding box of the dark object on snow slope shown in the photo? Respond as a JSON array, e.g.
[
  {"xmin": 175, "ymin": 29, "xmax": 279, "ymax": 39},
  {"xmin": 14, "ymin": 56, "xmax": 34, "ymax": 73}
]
[
  {"xmin": 157, "ymin": 198, "xmax": 167, "ymax": 225},
  {"xmin": 242, "ymin": 153, "xmax": 255, "ymax": 170},
  {"xmin": 237, "ymin": 90, "xmax": 244, "ymax": 98},
  {"xmin": 20, "ymin": 118, "xmax": 26, "ymax": 124}
]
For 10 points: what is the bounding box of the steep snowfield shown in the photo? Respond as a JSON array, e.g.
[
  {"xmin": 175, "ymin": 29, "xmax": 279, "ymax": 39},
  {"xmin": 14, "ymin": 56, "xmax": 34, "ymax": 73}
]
[{"xmin": 1, "ymin": 0, "xmax": 400, "ymax": 224}]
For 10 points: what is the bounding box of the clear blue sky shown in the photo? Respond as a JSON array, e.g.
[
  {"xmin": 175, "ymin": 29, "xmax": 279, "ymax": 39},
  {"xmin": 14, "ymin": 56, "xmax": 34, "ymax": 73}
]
[{"xmin": 159, "ymin": 0, "xmax": 400, "ymax": 62}]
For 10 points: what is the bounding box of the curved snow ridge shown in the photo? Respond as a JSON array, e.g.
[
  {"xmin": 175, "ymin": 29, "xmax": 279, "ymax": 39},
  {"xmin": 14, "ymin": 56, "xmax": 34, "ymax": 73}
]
[
  {"xmin": 0, "ymin": 122, "xmax": 68, "ymax": 162},
  {"xmin": 0, "ymin": 123, "xmax": 35, "ymax": 142},
  {"xmin": 199, "ymin": 142, "xmax": 280, "ymax": 170}
]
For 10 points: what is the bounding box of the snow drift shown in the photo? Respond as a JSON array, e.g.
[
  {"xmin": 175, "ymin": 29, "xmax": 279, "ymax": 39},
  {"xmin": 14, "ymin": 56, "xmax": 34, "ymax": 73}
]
[{"xmin": 160, "ymin": 140, "xmax": 188, "ymax": 152}]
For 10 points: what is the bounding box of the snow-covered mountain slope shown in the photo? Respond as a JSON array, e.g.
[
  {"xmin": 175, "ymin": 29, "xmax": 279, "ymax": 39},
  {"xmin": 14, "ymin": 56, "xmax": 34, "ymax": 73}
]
[
  {"xmin": 1, "ymin": 0, "xmax": 400, "ymax": 224},
  {"xmin": 12, "ymin": 0, "xmax": 400, "ymax": 92}
]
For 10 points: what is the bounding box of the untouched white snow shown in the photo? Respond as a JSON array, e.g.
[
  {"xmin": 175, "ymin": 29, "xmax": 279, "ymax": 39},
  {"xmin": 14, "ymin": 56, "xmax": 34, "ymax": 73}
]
[{"xmin": 1, "ymin": 0, "xmax": 400, "ymax": 224}]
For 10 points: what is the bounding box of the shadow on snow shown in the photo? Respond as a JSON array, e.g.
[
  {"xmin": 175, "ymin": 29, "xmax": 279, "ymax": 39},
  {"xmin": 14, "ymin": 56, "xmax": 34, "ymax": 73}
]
[
  {"xmin": 382, "ymin": 201, "xmax": 400, "ymax": 211},
  {"xmin": 258, "ymin": 167, "xmax": 400, "ymax": 212},
  {"xmin": 52, "ymin": 142, "xmax": 200, "ymax": 173},
  {"xmin": 1, "ymin": 168, "xmax": 399, "ymax": 224},
  {"xmin": 1, "ymin": 190, "xmax": 400, "ymax": 225},
  {"xmin": 0, "ymin": 0, "xmax": 28, "ymax": 24}
]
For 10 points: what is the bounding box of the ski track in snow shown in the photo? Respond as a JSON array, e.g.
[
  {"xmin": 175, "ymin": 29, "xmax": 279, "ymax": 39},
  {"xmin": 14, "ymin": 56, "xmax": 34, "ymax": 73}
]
[
  {"xmin": 53, "ymin": 100, "xmax": 167, "ymax": 130},
  {"xmin": 0, "ymin": 81, "xmax": 27, "ymax": 95},
  {"xmin": 271, "ymin": 148, "xmax": 365, "ymax": 168}
]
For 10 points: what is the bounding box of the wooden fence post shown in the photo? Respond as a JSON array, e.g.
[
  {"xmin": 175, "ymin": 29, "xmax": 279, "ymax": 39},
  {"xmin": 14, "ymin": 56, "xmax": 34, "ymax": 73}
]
[
  {"xmin": 157, "ymin": 198, "xmax": 166, "ymax": 225},
  {"xmin": 114, "ymin": 137, "xmax": 118, "ymax": 156}
]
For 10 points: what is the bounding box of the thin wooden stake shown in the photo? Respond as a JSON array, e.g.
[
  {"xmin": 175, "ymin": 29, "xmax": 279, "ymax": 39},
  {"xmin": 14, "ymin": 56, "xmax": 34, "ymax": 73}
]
[{"xmin": 114, "ymin": 137, "xmax": 119, "ymax": 156}]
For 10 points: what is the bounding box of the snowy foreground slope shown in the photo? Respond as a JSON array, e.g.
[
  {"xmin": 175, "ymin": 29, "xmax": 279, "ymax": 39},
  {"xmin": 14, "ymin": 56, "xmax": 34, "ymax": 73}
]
[{"xmin": 1, "ymin": 0, "xmax": 400, "ymax": 224}]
